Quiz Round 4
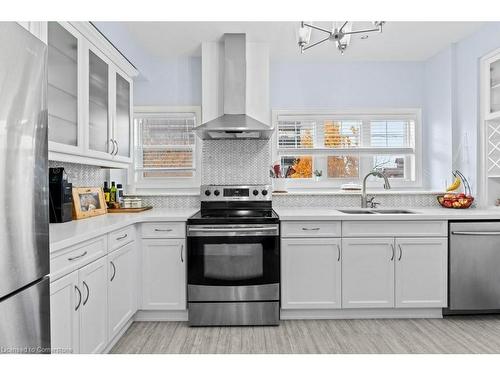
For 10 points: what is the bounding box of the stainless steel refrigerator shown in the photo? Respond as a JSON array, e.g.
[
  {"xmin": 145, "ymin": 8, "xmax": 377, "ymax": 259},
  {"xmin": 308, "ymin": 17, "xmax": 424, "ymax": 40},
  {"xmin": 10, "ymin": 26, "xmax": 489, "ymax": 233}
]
[{"xmin": 0, "ymin": 22, "xmax": 50, "ymax": 353}]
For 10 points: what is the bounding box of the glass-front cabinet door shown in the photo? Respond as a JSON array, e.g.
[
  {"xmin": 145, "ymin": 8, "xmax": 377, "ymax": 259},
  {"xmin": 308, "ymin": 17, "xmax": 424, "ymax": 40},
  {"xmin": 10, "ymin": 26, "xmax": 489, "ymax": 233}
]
[
  {"xmin": 490, "ymin": 58, "xmax": 500, "ymax": 116},
  {"xmin": 88, "ymin": 48, "xmax": 111, "ymax": 156},
  {"xmin": 47, "ymin": 22, "xmax": 81, "ymax": 153},
  {"xmin": 113, "ymin": 71, "xmax": 132, "ymax": 160}
]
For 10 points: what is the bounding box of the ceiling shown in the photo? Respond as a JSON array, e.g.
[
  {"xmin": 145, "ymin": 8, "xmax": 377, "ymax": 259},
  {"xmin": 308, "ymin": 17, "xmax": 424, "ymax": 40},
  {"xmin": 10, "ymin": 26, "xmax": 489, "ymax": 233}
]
[{"xmin": 98, "ymin": 21, "xmax": 485, "ymax": 62}]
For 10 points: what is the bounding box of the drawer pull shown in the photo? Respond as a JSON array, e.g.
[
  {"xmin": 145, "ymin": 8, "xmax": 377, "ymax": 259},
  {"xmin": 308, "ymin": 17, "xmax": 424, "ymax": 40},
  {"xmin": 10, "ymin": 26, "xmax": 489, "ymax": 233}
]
[
  {"xmin": 68, "ymin": 251, "xmax": 88, "ymax": 261},
  {"xmin": 116, "ymin": 234, "xmax": 128, "ymax": 240},
  {"xmin": 301, "ymin": 227, "xmax": 320, "ymax": 231},
  {"xmin": 155, "ymin": 228, "xmax": 173, "ymax": 232}
]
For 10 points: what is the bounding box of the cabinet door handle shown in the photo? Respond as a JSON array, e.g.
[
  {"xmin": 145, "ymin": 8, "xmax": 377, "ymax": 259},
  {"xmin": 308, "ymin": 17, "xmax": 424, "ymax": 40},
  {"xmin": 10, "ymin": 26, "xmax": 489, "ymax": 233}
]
[
  {"xmin": 180, "ymin": 244, "xmax": 184, "ymax": 263},
  {"xmin": 390, "ymin": 244, "xmax": 395, "ymax": 261},
  {"xmin": 116, "ymin": 234, "xmax": 128, "ymax": 240},
  {"xmin": 109, "ymin": 139, "xmax": 116, "ymax": 155},
  {"xmin": 114, "ymin": 139, "xmax": 119, "ymax": 156},
  {"xmin": 398, "ymin": 244, "xmax": 403, "ymax": 261},
  {"xmin": 82, "ymin": 281, "xmax": 90, "ymax": 306},
  {"xmin": 301, "ymin": 227, "xmax": 320, "ymax": 231},
  {"xmin": 336, "ymin": 244, "xmax": 341, "ymax": 262},
  {"xmin": 68, "ymin": 251, "xmax": 87, "ymax": 261},
  {"xmin": 74, "ymin": 285, "xmax": 82, "ymax": 311},
  {"xmin": 155, "ymin": 228, "xmax": 173, "ymax": 232},
  {"xmin": 110, "ymin": 261, "xmax": 116, "ymax": 282}
]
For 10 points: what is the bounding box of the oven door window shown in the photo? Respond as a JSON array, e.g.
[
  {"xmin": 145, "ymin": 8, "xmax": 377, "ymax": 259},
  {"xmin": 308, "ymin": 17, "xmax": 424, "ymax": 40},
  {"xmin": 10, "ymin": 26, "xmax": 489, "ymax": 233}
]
[
  {"xmin": 188, "ymin": 236, "xmax": 279, "ymax": 286},
  {"xmin": 204, "ymin": 243, "xmax": 263, "ymax": 280}
]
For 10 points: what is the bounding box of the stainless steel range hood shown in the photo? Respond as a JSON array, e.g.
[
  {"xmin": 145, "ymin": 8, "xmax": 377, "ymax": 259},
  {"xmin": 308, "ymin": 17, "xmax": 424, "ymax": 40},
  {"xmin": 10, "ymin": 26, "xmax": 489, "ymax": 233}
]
[{"xmin": 196, "ymin": 34, "xmax": 274, "ymax": 140}]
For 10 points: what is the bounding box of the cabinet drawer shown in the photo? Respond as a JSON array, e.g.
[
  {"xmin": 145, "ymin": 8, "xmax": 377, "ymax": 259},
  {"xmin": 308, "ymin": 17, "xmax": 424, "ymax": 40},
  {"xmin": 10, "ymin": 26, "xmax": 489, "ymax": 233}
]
[
  {"xmin": 108, "ymin": 225, "xmax": 135, "ymax": 253},
  {"xmin": 342, "ymin": 221, "xmax": 447, "ymax": 237},
  {"xmin": 50, "ymin": 236, "xmax": 107, "ymax": 281},
  {"xmin": 281, "ymin": 221, "xmax": 341, "ymax": 238},
  {"xmin": 141, "ymin": 222, "xmax": 185, "ymax": 238}
]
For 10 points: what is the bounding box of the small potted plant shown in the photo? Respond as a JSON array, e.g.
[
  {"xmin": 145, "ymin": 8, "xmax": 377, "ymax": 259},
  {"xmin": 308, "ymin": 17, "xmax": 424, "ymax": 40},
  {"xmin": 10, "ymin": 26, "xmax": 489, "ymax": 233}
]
[{"xmin": 314, "ymin": 169, "xmax": 323, "ymax": 182}]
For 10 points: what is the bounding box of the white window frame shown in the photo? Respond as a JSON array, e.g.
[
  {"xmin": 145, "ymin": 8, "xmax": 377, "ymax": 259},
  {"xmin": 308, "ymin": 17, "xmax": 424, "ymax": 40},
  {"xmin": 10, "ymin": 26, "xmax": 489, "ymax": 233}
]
[
  {"xmin": 129, "ymin": 106, "xmax": 202, "ymax": 194},
  {"xmin": 272, "ymin": 108, "xmax": 423, "ymax": 190}
]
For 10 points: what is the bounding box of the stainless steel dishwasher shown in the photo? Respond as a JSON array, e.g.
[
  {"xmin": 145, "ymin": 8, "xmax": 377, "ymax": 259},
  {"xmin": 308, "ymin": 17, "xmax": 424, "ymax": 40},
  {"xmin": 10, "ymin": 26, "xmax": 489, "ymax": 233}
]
[{"xmin": 446, "ymin": 221, "xmax": 500, "ymax": 315}]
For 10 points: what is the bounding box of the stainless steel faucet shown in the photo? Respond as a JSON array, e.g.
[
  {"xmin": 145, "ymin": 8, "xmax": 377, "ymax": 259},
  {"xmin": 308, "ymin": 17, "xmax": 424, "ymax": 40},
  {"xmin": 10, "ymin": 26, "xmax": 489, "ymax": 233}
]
[{"xmin": 361, "ymin": 170, "xmax": 391, "ymax": 208}]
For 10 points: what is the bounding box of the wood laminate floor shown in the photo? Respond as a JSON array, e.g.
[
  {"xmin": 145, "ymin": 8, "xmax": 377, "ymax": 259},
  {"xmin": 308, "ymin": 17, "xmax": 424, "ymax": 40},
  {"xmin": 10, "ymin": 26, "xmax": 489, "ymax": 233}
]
[{"xmin": 110, "ymin": 316, "xmax": 500, "ymax": 354}]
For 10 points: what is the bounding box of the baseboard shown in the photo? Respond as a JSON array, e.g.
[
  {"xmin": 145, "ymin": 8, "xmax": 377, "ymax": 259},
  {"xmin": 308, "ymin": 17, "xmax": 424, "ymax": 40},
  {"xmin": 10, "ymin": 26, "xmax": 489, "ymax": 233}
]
[
  {"xmin": 134, "ymin": 309, "xmax": 189, "ymax": 321},
  {"xmin": 280, "ymin": 308, "xmax": 443, "ymax": 320},
  {"xmin": 102, "ymin": 316, "xmax": 135, "ymax": 354}
]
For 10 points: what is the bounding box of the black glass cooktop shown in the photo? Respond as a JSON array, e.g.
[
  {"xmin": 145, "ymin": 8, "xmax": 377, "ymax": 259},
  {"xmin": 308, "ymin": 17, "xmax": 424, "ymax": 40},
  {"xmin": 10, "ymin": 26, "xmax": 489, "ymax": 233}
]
[{"xmin": 187, "ymin": 209, "xmax": 279, "ymax": 224}]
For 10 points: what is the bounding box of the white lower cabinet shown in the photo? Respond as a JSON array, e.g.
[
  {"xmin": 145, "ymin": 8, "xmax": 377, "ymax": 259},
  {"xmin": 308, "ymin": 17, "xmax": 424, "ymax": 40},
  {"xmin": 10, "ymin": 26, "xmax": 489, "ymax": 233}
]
[
  {"xmin": 108, "ymin": 242, "xmax": 137, "ymax": 340},
  {"xmin": 342, "ymin": 238, "xmax": 395, "ymax": 308},
  {"xmin": 79, "ymin": 256, "xmax": 108, "ymax": 354},
  {"xmin": 142, "ymin": 239, "xmax": 186, "ymax": 310},
  {"xmin": 50, "ymin": 271, "xmax": 80, "ymax": 353},
  {"xmin": 281, "ymin": 238, "xmax": 341, "ymax": 309},
  {"xmin": 395, "ymin": 238, "xmax": 447, "ymax": 308},
  {"xmin": 50, "ymin": 256, "xmax": 108, "ymax": 354}
]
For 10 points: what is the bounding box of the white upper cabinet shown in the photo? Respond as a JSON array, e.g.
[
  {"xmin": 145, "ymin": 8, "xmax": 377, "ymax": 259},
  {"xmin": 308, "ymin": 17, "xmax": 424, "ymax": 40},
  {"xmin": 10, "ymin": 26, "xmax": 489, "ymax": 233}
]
[
  {"xmin": 47, "ymin": 22, "xmax": 82, "ymax": 154},
  {"xmin": 88, "ymin": 47, "xmax": 111, "ymax": 155},
  {"xmin": 342, "ymin": 238, "xmax": 395, "ymax": 308},
  {"xmin": 46, "ymin": 22, "xmax": 137, "ymax": 168},
  {"xmin": 395, "ymin": 238, "xmax": 448, "ymax": 308},
  {"xmin": 113, "ymin": 71, "xmax": 133, "ymax": 161}
]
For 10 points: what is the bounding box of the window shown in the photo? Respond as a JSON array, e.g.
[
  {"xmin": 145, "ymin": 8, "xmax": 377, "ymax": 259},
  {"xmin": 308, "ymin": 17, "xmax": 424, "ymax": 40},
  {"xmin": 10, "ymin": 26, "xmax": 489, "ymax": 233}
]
[
  {"xmin": 273, "ymin": 109, "xmax": 421, "ymax": 188},
  {"xmin": 131, "ymin": 106, "xmax": 201, "ymax": 192}
]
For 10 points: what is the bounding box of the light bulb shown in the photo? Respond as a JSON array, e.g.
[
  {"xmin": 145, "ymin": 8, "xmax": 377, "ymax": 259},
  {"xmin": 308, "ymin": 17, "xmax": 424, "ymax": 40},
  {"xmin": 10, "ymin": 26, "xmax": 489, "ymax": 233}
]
[{"xmin": 297, "ymin": 22, "xmax": 312, "ymax": 46}]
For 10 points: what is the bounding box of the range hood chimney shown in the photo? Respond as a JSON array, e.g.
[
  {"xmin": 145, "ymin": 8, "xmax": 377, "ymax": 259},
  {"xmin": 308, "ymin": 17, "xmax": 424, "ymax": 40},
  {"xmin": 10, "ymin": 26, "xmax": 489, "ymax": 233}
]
[{"xmin": 196, "ymin": 34, "xmax": 274, "ymax": 140}]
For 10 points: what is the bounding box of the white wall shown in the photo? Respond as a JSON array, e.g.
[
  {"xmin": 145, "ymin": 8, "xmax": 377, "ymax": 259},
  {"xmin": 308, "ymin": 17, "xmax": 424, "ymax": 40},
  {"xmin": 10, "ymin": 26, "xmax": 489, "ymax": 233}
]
[
  {"xmin": 270, "ymin": 61, "xmax": 424, "ymax": 108},
  {"xmin": 423, "ymin": 46, "xmax": 454, "ymax": 190},
  {"xmin": 134, "ymin": 57, "xmax": 201, "ymax": 106}
]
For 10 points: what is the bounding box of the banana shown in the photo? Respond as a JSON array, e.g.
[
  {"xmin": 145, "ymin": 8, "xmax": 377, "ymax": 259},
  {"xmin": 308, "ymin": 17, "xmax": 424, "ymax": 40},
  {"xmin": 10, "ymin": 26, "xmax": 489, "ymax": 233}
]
[{"xmin": 447, "ymin": 176, "xmax": 461, "ymax": 192}]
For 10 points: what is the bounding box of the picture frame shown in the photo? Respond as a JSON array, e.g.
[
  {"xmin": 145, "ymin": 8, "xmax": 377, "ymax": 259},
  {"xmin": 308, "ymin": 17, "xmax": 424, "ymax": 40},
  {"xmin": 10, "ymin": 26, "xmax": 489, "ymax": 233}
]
[{"xmin": 72, "ymin": 187, "xmax": 107, "ymax": 220}]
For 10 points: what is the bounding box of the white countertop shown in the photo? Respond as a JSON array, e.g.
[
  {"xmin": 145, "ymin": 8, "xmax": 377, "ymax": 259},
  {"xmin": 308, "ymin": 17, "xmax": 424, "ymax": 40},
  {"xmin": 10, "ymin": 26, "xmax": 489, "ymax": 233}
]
[
  {"xmin": 274, "ymin": 207, "xmax": 500, "ymax": 221},
  {"xmin": 49, "ymin": 208, "xmax": 198, "ymax": 253},
  {"xmin": 50, "ymin": 206, "xmax": 500, "ymax": 253}
]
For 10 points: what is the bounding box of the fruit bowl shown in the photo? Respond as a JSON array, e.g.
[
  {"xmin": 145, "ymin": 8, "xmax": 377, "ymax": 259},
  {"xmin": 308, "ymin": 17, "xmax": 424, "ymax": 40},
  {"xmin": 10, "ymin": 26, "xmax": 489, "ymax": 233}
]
[{"xmin": 437, "ymin": 194, "xmax": 474, "ymax": 209}]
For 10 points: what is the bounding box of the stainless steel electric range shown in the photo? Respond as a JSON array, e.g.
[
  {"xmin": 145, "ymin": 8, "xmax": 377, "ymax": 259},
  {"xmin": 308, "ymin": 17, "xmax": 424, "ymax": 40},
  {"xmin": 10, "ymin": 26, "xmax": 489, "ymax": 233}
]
[{"xmin": 187, "ymin": 184, "xmax": 280, "ymax": 326}]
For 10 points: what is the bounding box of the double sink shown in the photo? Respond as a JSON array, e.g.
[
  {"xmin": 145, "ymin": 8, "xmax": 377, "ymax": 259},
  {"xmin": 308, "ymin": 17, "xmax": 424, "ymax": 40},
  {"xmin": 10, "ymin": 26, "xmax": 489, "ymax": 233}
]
[{"xmin": 338, "ymin": 209, "xmax": 416, "ymax": 215}]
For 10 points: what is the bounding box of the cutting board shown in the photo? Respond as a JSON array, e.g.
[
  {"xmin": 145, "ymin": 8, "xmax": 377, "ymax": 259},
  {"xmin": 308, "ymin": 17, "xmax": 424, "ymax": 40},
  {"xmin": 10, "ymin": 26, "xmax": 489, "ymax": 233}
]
[{"xmin": 107, "ymin": 206, "xmax": 153, "ymax": 213}]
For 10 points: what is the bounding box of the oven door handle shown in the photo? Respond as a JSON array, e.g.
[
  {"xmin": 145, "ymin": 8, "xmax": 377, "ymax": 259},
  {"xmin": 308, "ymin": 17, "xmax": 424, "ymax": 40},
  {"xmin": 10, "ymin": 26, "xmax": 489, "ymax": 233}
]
[{"xmin": 188, "ymin": 227, "xmax": 277, "ymax": 233}]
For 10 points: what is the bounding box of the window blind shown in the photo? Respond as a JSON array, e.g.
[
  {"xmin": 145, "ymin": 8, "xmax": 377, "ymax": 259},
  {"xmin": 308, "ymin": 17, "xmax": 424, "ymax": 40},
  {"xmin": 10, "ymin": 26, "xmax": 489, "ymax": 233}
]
[{"xmin": 136, "ymin": 113, "xmax": 196, "ymax": 178}]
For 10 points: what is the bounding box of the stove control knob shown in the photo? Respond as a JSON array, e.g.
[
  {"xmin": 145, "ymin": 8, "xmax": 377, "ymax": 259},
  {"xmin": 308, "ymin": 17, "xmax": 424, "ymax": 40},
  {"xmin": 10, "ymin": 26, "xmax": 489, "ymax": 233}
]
[
  {"xmin": 262, "ymin": 189, "xmax": 268, "ymax": 196},
  {"xmin": 214, "ymin": 190, "xmax": 220, "ymax": 196},
  {"xmin": 253, "ymin": 189, "xmax": 259, "ymax": 196},
  {"xmin": 204, "ymin": 190, "xmax": 211, "ymax": 196}
]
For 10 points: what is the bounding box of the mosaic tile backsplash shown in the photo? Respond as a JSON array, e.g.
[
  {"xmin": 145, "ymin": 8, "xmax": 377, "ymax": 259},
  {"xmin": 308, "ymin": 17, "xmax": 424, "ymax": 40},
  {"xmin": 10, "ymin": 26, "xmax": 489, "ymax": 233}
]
[
  {"xmin": 48, "ymin": 161, "xmax": 106, "ymax": 187},
  {"xmin": 202, "ymin": 139, "xmax": 272, "ymax": 185},
  {"xmin": 272, "ymin": 193, "xmax": 441, "ymax": 208}
]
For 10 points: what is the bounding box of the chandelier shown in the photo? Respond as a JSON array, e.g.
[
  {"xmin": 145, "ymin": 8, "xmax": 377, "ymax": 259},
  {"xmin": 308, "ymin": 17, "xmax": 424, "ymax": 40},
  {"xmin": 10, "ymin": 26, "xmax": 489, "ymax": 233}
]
[{"xmin": 297, "ymin": 21, "xmax": 386, "ymax": 55}]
